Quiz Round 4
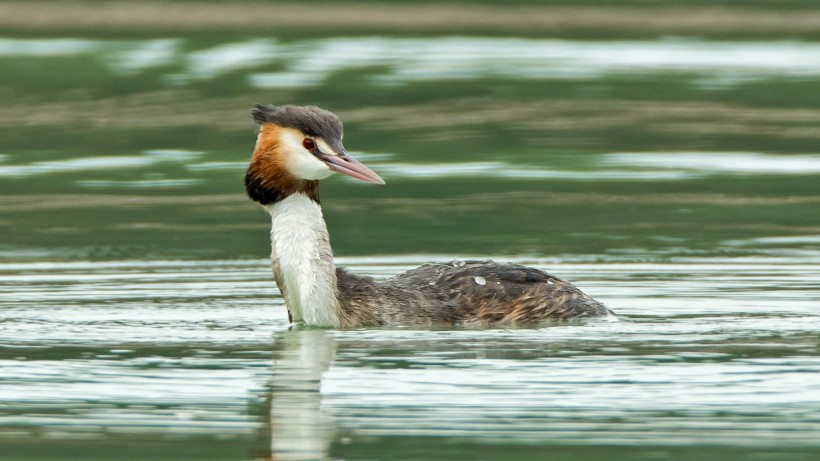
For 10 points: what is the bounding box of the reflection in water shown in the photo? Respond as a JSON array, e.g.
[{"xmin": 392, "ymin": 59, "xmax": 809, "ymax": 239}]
[
  {"xmin": 250, "ymin": 38, "xmax": 820, "ymax": 87},
  {"xmin": 0, "ymin": 149, "xmax": 203, "ymax": 178},
  {"xmin": 5, "ymin": 37, "xmax": 820, "ymax": 86},
  {"xmin": 605, "ymin": 152, "xmax": 820, "ymax": 174},
  {"xmin": 268, "ymin": 329, "xmax": 336, "ymax": 461},
  {"xmin": 3, "ymin": 150, "xmax": 818, "ymax": 187}
]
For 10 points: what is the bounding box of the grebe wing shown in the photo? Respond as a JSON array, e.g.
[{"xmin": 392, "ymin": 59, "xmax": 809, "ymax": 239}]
[
  {"xmin": 388, "ymin": 260, "xmax": 610, "ymax": 323},
  {"xmin": 334, "ymin": 261, "xmax": 610, "ymax": 325}
]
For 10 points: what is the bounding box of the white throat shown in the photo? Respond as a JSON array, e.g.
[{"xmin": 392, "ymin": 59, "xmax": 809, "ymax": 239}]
[{"xmin": 267, "ymin": 193, "xmax": 339, "ymax": 327}]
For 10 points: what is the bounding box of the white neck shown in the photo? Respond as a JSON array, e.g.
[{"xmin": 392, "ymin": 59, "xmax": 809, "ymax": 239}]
[{"xmin": 266, "ymin": 193, "xmax": 339, "ymax": 327}]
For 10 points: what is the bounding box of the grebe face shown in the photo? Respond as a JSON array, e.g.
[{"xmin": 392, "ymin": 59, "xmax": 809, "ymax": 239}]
[
  {"xmin": 280, "ymin": 127, "xmax": 385, "ymax": 185},
  {"xmin": 278, "ymin": 127, "xmax": 335, "ymax": 180},
  {"xmin": 250, "ymin": 104, "xmax": 385, "ymax": 185}
]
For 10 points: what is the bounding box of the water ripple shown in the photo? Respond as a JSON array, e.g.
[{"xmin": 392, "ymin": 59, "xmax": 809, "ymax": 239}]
[{"xmin": 1, "ymin": 257, "xmax": 818, "ymax": 457}]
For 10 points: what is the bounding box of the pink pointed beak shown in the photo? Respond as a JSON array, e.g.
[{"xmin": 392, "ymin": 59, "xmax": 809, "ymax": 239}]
[{"xmin": 323, "ymin": 151, "xmax": 385, "ymax": 185}]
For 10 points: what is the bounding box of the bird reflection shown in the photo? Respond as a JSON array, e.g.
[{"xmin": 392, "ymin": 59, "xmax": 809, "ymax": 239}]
[{"xmin": 258, "ymin": 328, "xmax": 337, "ymax": 461}]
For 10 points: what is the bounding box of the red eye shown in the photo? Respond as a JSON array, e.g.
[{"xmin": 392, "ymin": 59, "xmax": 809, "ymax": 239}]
[{"xmin": 302, "ymin": 138, "xmax": 316, "ymax": 150}]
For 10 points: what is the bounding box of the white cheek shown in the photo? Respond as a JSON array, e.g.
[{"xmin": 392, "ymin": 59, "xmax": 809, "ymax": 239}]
[
  {"xmin": 280, "ymin": 130, "xmax": 334, "ymax": 180},
  {"xmin": 288, "ymin": 151, "xmax": 333, "ymax": 180}
]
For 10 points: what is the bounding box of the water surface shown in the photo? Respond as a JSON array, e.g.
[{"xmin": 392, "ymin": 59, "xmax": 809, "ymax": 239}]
[
  {"xmin": 2, "ymin": 6, "xmax": 820, "ymax": 460},
  {"xmin": 2, "ymin": 256, "xmax": 819, "ymax": 460}
]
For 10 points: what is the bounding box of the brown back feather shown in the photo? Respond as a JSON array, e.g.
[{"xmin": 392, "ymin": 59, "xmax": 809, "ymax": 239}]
[{"xmin": 335, "ymin": 260, "xmax": 612, "ymax": 326}]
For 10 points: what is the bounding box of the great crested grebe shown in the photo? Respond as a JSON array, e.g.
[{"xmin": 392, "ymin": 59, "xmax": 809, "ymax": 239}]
[{"xmin": 245, "ymin": 104, "xmax": 613, "ymax": 327}]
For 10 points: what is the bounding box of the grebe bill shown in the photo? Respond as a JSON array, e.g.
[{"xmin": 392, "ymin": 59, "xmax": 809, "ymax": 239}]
[{"xmin": 245, "ymin": 104, "xmax": 613, "ymax": 327}]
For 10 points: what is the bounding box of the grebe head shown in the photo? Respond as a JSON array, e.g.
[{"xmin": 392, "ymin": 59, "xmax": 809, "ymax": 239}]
[{"xmin": 246, "ymin": 104, "xmax": 384, "ymax": 201}]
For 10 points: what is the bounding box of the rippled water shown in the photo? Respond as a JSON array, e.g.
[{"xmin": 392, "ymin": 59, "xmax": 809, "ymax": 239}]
[
  {"xmin": 2, "ymin": 256, "xmax": 819, "ymax": 460},
  {"xmin": 5, "ymin": 37, "xmax": 820, "ymax": 86},
  {"xmin": 3, "ymin": 5, "xmax": 820, "ymax": 459}
]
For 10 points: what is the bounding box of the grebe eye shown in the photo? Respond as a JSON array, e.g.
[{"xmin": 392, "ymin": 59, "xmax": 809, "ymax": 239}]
[{"xmin": 302, "ymin": 138, "xmax": 316, "ymax": 150}]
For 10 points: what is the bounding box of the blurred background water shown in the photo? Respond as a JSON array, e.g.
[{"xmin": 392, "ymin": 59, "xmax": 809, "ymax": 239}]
[{"xmin": 1, "ymin": 1, "xmax": 819, "ymax": 460}]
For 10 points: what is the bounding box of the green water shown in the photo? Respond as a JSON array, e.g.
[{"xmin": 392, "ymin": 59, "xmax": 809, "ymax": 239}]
[{"xmin": 2, "ymin": 2, "xmax": 820, "ymax": 460}]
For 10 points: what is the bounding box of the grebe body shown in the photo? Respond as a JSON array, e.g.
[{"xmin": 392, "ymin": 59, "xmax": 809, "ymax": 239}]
[{"xmin": 245, "ymin": 104, "xmax": 613, "ymax": 327}]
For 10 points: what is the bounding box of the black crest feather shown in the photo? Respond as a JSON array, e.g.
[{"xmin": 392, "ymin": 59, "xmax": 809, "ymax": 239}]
[{"xmin": 251, "ymin": 104, "xmax": 343, "ymax": 143}]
